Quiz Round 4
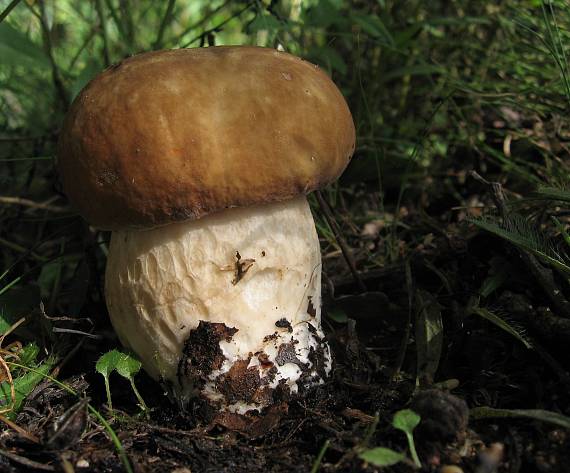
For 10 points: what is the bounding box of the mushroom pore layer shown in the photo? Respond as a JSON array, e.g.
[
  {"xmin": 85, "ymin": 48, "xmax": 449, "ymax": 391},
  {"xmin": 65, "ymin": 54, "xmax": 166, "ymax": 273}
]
[{"xmin": 105, "ymin": 196, "xmax": 331, "ymax": 412}]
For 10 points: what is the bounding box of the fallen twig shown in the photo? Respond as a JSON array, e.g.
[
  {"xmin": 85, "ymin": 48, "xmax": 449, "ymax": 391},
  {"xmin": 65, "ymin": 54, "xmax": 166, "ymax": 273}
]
[
  {"xmin": 0, "ymin": 449, "xmax": 55, "ymax": 471},
  {"xmin": 0, "ymin": 196, "xmax": 68, "ymax": 213},
  {"xmin": 0, "ymin": 414, "xmax": 40, "ymax": 444}
]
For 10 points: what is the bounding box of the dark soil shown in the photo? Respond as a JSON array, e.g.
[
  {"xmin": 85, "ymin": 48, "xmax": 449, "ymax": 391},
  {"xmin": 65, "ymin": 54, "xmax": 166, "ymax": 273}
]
[
  {"xmin": 2, "ymin": 111, "xmax": 570, "ymax": 471},
  {"xmin": 3, "ymin": 225, "xmax": 570, "ymax": 473}
]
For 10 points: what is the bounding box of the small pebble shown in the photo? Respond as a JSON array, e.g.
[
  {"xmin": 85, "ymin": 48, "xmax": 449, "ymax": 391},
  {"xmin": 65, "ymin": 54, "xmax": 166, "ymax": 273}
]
[
  {"xmin": 76, "ymin": 459, "xmax": 90, "ymax": 468},
  {"xmin": 440, "ymin": 466, "xmax": 463, "ymax": 473}
]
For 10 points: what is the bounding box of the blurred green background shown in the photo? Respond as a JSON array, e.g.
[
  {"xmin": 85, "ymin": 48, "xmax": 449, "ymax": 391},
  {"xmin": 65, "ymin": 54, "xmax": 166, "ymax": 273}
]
[{"xmin": 1, "ymin": 0, "xmax": 569, "ymax": 317}]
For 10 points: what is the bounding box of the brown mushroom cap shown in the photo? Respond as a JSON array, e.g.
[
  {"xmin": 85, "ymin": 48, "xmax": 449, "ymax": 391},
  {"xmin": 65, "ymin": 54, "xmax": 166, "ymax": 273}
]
[{"xmin": 57, "ymin": 46, "xmax": 355, "ymax": 230}]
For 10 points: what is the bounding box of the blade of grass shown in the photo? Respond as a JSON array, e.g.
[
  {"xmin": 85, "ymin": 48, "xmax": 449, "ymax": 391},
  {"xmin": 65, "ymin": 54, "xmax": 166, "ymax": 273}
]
[
  {"xmin": 471, "ymin": 406, "xmax": 570, "ymax": 430},
  {"xmin": 0, "ymin": 0, "xmax": 23, "ymax": 24},
  {"xmin": 153, "ymin": 0, "xmax": 176, "ymax": 50},
  {"xmin": 310, "ymin": 439, "xmax": 330, "ymax": 473},
  {"xmin": 95, "ymin": 0, "xmax": 111, "ymax": 66},
  {"xmin": 180, "ymin": 2, "xmax": 253, "ymax": 48}
]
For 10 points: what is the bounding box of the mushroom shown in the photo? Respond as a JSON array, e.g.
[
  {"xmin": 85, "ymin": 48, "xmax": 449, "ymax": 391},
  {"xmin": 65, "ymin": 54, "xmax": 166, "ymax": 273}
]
[{"xmin": 57, "ymin": 46, "xmax": 355, "ymax": 413}]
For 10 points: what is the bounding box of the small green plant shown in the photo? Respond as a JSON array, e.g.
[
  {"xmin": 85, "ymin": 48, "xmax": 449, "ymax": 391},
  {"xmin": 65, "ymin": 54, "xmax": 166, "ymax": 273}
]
[
  {"xmin": 359, "ymin": 447, "xmax": 407, "ymax": 468},
  {"xmin": 8, "ymin": 360, "xmax": 134, "ymax": 473},
  {"xmin": 393, "ymin": 409, "xmax": 422, "ymax": 467},
  {"xmin": 96, "ymin": 349, "xmax": 148, "ymax": 413},
  {"xmin": 0, "ymin": 285, "xmax": 58, "ymax": 419},
  {"xmin": 0, "ymin": 349, "xmax": 56, "ymax": 419},
  {"xmin": 359, "ymin": 409, "xmax": 422, "ymax": 468}
]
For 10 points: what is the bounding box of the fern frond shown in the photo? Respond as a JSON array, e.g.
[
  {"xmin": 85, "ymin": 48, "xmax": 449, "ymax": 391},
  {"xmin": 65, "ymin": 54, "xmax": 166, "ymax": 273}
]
[
  {"xmin": 532, "ymin": 186, "xmax": 570, "ymax": 203},
  {"xmin": 471, "ymin": 306, "xmax": 533, "ymax": 349},
  {"xmin": 470, "ymin": 213, "xmax": 570, "ymax": 275}
]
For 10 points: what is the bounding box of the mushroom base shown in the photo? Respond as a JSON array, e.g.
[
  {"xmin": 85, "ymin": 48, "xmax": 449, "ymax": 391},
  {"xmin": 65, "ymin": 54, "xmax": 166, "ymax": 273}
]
[{"xmin": 105, "ymin": 196, "xmax": 331, "ymax": 412}]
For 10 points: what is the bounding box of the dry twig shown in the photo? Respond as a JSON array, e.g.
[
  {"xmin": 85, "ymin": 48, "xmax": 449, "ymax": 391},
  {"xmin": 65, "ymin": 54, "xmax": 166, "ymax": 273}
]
[{"xmin": 0, "ymin": 196, "xmax": 68, "ymax": 213}]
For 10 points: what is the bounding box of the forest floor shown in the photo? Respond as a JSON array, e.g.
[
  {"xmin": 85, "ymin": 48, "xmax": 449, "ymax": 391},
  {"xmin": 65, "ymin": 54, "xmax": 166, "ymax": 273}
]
[
  {"xmin": 3, "ymin": 3, "xmax": 570, "ymax": 472},
  {"xmin": 3, "ymin": 154, "xmax": 570, "ymax": 473}
]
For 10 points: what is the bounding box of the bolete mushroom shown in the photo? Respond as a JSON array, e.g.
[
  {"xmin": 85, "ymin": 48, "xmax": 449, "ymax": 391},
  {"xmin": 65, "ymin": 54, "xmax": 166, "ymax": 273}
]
[{"xmin": 57, "ymin": 46, "xmax": 355, "ymax": 413}]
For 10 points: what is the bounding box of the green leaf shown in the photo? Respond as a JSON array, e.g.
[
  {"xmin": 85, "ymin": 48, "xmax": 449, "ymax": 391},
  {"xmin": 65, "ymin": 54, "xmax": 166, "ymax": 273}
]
[
  {"xmin": 359, "ymin": 447, "xmax": 406, "ymax": 466},
  {"xmin": 116, "ymin": 352, "xmax": 147, "ymax": 412},
  {"xmin": 247, "ymin": 13, "xmax": 281, "ymax": 34},
  {"xmin": 470, "ymin": 407, "xmax": 570, "ymax": 429},
  {"xmin": 303, "ymin": 0, "xmax": 345, "ymax": 29},
  {"xmin": 37, "ymin": 260, "xmax": 63, "ymax": 299},
  {"xmin": 0, "ymin": 356, "xmax": 57, "ymax": 419},
  {"xmin": 415, "ymin": 290, "xmax": 443, "ymax": 384},
  {"xmin": 95, "ymin": 349, "xmax": 122, "ymax": 378},
  {"xmin": 19, "ymin": 343, "xmax": 39, "ymax": 366},
  {"xmin": 96, "ymin": 350, "xmax": 145, "ymax": 412},
  {"xmin": 0, "ymin": 22, "xmax": 50, "ymax": 68},
  {"xmin": 479, "ymin": 256, "xmax": 514, "ymax": 298},
  {"xmin": 393, "ymin": 23, "xmax": 423, "ymax": 48},
  {"xmin": 327, "ymin": 306, "xmax": 348, "ymax": 323},
  {"xmin": 96, "ymin": 349, "xmax": 123, "ymax": 412},
  {"xmin": 312, "ymin": 46, "xmax": 347, "ymax": 74},
  {"xmin": 115, "ymin": 352, "xmax": 142, "ymax": 380},
  {"xmin": 393, "ymin": 409, "xmax": 422, "ymax": 467},
  {"xmin": 0, "ymin": 0, "xmax": 23, "ymax": 24},
  {"xmin": 392, "ymin": 409, "xmax": 421, "ymax": 434},
  {"xmin": 352, "ymin": 12, "xmax": 394, "ymax": 45}
]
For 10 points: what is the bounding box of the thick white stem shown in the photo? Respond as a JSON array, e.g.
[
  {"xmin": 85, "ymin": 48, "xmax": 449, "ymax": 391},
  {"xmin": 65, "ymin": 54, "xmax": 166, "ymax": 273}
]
[{"xmin": 105, "ymin": 196, "xmax": 331, "ymax": 412}]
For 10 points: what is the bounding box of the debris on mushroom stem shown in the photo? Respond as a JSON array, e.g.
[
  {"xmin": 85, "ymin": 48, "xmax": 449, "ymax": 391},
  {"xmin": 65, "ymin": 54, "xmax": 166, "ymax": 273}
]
[{"xmin": 105, "ymin": 196, "xmax": 332, "ymax": 412}]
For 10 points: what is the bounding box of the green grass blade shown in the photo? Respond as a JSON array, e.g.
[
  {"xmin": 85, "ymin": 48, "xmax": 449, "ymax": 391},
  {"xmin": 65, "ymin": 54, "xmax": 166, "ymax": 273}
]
[
  {"xmin": 7, "ymin": 362, "xmax": 133, "ymax": 473},
  {"xmin": 0, "ymin": 0, "xmax": 23, "ymax": 24},
  {"xmin": 471, "ymin": 406, "xmax": 570, "ymax": 430},
  {"xmin": 0, "ymin": 356, "xmax": 57, "ymax": 418}
]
